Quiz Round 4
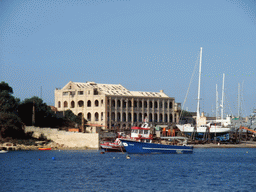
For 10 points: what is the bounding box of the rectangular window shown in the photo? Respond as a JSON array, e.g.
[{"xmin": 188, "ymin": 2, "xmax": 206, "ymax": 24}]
[
  {"xmin": 78, "ymin": 91, "xmax": 84, "ymax": 95},
  {"xmin": 63, "ymin": 92, "xmax": 68, "ymax": 96},
  {"xmin": 70, "ymin": 91, "xmax": 75, "ymax": 96}
]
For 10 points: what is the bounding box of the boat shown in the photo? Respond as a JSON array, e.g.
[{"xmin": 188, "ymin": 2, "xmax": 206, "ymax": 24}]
[
  {"xmin": 120, "ymin": 138, "xmax": 193, "ymax": 154},
  {"xmin": 176, "ymin": 47, "xmax": 231, "ymax": 137},
  {"xmin": 38, "ymin": 147, "xmax": 52, "ymax": 150},
  {"xmin": 0, "ymin": 150, "xmax": 8, "ymax": 153},
  {"xmin": 100, "ymin": 138, "xmax": 125, "ymax": 152},
  {"xmin": 100, "ymin": 122, "xmax": 153, "ymax": 152}
]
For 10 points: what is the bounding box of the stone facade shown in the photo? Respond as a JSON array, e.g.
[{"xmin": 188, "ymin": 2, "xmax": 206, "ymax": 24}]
[{"xmin": 55, "ymin": 81, "xmax": 181, "ymax": 129}]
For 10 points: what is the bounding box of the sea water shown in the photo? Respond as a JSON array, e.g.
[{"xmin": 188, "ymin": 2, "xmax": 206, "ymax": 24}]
[{"xmin": 1, "ymin": 148, "xmax": 256, "ymax": 192}]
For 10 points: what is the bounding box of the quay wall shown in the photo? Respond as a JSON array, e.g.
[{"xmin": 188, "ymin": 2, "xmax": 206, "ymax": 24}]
[{"xmin": 25, "ymin": 126, "xmax": 100, "ymax": 149}]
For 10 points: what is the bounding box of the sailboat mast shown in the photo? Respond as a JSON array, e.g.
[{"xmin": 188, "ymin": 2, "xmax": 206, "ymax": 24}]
[
  {"xmin": 196, "ymin": 47, "xmax": 203, "ymax": 125},
  {"xmin": 216, "ymin": 84, "xmax": 218, "ymax": 120},
  {"xmin": 238, "ymin": 83, "xmax": 240, "ymax": 118},
  {"xmin": 221, "ymin": 73, "xmax": 225, "ymax": 120}
]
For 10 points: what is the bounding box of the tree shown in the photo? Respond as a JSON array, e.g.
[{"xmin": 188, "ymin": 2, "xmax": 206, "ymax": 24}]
[
  {"xmin": 18, "ymin": 96, "xmax": 56, "ymax": 127},
  {"xmin": 63, "ymin": 110, "xmax": 87, "ymax": 130},
  {"xmin": 0, "ymin": 81, "xmax": 24, "ymax": 138}
]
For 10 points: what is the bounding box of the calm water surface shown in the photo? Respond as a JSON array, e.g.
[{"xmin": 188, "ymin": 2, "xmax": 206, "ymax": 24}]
[{"xmin": 1, "ymin": 148, "xmax": 256, "ymax": 192}]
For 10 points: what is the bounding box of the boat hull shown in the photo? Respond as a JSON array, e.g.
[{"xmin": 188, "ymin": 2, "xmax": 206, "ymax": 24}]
[
  {"xmin": 120, "ymin": 139, "xmax": 193, "ymax": 154},
  {"xmin": 100, "ymin": 144, "xmax": 125, "ymax": 152},
  {"xmin": 38, "ymin": 148, "xmax": 52, "ymax": 150}
]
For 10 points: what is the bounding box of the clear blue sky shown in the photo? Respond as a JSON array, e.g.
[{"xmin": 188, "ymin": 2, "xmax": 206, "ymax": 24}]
[{"xmin": 1, "ymin": 0, "xmax": 255, "ymax": 117}]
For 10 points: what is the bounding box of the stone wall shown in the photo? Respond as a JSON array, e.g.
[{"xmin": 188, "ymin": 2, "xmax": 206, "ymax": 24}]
[{"xmin": 25, "ymin": 126, "xmax": 99, "ymax": 149}]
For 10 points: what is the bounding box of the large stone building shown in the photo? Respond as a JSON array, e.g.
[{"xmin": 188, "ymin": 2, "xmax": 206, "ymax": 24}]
[{"xmin": 55, "ymin": 81, "xmax": 181, "ymax": 130}]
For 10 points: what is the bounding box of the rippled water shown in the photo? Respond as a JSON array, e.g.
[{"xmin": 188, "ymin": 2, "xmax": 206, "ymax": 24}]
[{"xmin": 1, "ymin": 148, "xmax": 256, "ymax": 192}]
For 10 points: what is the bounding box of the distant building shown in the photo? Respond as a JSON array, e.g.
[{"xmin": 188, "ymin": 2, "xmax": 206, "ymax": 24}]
[{"xmin": 55, "ymin": 81, "xmax": 181, "ymax": 130}]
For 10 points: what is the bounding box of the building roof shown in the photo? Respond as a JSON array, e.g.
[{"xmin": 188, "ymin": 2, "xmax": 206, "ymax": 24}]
[{"xmin": 65, "ymin": 81, "xmax": 170, "ymax": 98}]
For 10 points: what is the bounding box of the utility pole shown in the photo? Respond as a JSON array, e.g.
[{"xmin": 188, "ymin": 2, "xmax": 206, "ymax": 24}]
[
  {"xmin": 81, "ymin": 113, "xmax": 84, "ymax": 133},
  {"xmin": 32, "ymin": 100, "xmax": 35, "ymax": 126}
]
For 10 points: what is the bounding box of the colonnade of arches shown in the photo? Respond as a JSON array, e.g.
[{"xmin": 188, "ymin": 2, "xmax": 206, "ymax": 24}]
[{"xmin": 58, "ymin": 99, "xmax": 173, "ymax": 109}]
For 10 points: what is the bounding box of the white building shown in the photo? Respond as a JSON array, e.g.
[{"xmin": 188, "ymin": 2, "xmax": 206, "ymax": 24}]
[{"xmin": 55, "ymin": 81, "xmax": 181, "ymax": 130}]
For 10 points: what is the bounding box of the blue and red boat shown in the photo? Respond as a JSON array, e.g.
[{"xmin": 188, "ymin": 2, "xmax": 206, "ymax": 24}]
[
  {"xmin": 120, "ymin": 138, "xmax": 193, "ymax": 154},
  {"xmin": 120, "ymin": 122, "xmax": 193, "ymax": 154}
]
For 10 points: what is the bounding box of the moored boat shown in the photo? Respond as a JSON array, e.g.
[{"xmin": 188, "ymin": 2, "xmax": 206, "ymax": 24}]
[
  {"xmin": 38, "ymin": 147, "xmax": 52, "ymax": 150},
  {"xmin": 120, "ymin": 138, "xmax": 193, "ymax": 154},
  {"xmin": 0, "ymin": 150, "xmax": 8, "ymax": 153},
  {"xmin": 100, "ymin": 138, "xmax": 125, "ymax": 152}
]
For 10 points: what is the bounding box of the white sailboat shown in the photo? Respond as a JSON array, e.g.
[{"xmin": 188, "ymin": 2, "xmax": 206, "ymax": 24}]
[{"xmin": 176, "ymin": 48, "xmax": 231, "ymax": 136}]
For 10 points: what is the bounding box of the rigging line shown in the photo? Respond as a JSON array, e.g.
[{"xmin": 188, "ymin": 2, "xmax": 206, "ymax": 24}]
[{"xmin": 179, "ymin": 51, "xmax": 200, "ymax": 119}]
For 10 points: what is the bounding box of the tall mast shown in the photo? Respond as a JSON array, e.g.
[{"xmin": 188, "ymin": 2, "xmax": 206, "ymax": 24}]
[
  {"xmin": 238, "ymin": 83, "xmax": 240, "ymax": 118},
  {"xmin": 221, "ymin": 73, "xmax": 225, "ymax": 120},
  {"xmin": 196, "ymin": 47, "xmax": 203, "ymax": 125},
  {"xmin": 216, "ymin": 84, "xmax": 218, "ymax": 120}
]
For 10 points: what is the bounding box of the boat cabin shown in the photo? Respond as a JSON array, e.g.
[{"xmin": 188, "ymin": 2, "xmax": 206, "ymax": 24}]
[{"xmin": 131, "ymin": 123, "xmax": 153, "ymax": 142}]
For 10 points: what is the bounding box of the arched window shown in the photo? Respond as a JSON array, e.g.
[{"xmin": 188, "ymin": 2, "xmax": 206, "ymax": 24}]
[
  {"xmin": 123, "ymin": 112, "xmax": 126, "ymax": 121},
  {"xmin": 144, "ymin": 101, "xmax": 147, "ymax": 108},
  {"xmin": 87, "ymin": 100, "xmax": 91, "ymax": 107},
  {"xmin": 149, "ymin": 113, "xmax": 152, "ymax": 122},
  {"xmin": 87, "ymin": 113, "xmax": 91, "ymax": 121},
  {"xmin": 71, "ymin": 101, "xmax": 75, "ymax": 108},
  {"xmin": 164, "ymin": 102, "xmax": 167, "ymax": 109},
  {"xmin": 95, "ymin": 112, "xmax": 99, "ymax": 121},
  {"xmin": 117, "ymin": 112, "xmax": 121, "ymax": 122},
  {"xmin": 78, "ymin": 100, "xmax": 84, "ymax": 107},
  {"xmin": 95, "ymin": 100, "xmax": 99, "ymax": 107},
  {"xmin": 111, "ymin": 112, "xmax": 115, "ymax": 121},
  {"xmin": 128, "ymin": 113, "xmax": 131, "ymax": 122},
  {"xmin": 139, "ymin": 101, "xmax": 142, "ymax": 108},
  {"xmin": 64, "ymin": 101, "xmax": 68, "ymax": 108},
  {"xmin": 154, "ymin": 113, "xmax": 158, "ymax": 122},
  {"xmin": 112, "ymin": 100, "xmax": 115, "ymax": 107},
  {"xmin": 139, "ymin": 113, "xmax": 142, "ymax": 122},
  {"xmin": 159, "ymin": 101, "xmax": 162, "ymax": 108},
  {"xmin": 169, "ymin": 102, "xmax": 173, "ymax": 109},
  {"xmin": 101, "ymin": 112, "xmax": 104, "ymax": 121},
  {"xmin": 58, "ymin": 101, "xmax": 61, "ymax": 108},
  {"xmin": 160, "ymin": 114, "xmax": 163, "ymax": 122},
  {"xmin": 123, "ymin": 100, "xmax": 126, "ymax": 108},
  {"xmin": 154, "ymin": 101, "xmax": 158, "ymax": 109},
  {"xmin": 164, "ymin": 114, "xmax": 168, "ymax": 122},
  {"xmin": 101, "ymin": 100, "xmax": 104, "ymax": 106},
  {"xmin": 134, "ymin": 113, "xmax": 137, "ymax": 122},
  {"xmin": 134, "ymin": 101, "xmax": 137, "ymax": 108},
  {"xmin": 149, "ymin": 101, "xmax": 153, "ymax": 108},
  {"xmin": 117, "ymin": 100, "xmax": 121, "ymax": 107},
  {"xmin": 128, "ymin": 100, "xmax": 132, "ymax": 108},
  {"xmin": 170, "ymin": 114, "xmax": 173, "ymax": 122}
]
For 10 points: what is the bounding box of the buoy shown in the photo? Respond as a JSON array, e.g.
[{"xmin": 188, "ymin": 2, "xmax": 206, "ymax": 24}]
[
  {"xmin": 38, "ymin": 158, "xmax": 40, "ymax": 160},
  {"xmin": 113, "ymin": 157, "xmax": 115, "ymax": 159},
  {"xmin": 126, "ymin": 155, "xmax": 130, "ymax": 159},
  {"xmin": 100, "ymin": 152, "xmax": 105, "ymax": 154}
]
